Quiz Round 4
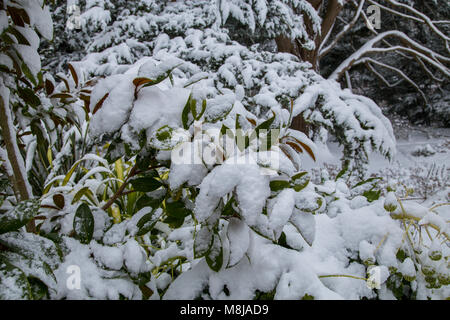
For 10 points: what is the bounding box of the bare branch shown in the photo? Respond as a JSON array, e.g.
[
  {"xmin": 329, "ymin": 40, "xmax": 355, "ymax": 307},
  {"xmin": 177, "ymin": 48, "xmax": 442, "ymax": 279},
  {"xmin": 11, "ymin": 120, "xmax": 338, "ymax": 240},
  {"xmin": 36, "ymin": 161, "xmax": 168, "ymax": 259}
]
[
  {"xmin": 370, "ymin": 0, "xmax": 450, "ymax": 45},
  {"xmin": 319, "ymin": 0, "xmax": 366, "ymax": 59},
  {"xmin": 367, "ymin": 0, "xmax": 422, "ymax": 23},
  {"xmin": 329, "ymin": 31, "xmax": 450, "ymax": 81},
  {"xmin": 362, "ymin": 58, "xmax": 428, "ymax": 104}
]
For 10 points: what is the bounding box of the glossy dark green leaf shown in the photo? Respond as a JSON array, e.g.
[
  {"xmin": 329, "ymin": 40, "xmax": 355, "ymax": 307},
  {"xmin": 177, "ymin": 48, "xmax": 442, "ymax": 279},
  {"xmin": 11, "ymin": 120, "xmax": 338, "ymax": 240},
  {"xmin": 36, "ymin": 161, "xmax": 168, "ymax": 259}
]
[
  {"xmin": 163, "ymin": 200, "xmax": 191, "ymax": 228},
  {"xmin": 135, "ymin": 189, "xmax": 166, "ymax": 211},
  {"xmin": 222, "ymin": 196, "xmax": 236, "ymax": 216},
  {"xmin": 165, "ymin": 200, "xmax": 191, "ymax": 219},
  {"xmin": 291, "ymin": 171, "xmax": 308, "ymax": 181},
  {"xmin": 136, "ymin": 209, "xmax": 161, "ymax": 236},
  {"xmin": 130, "ymin": 176, "xmax": 162, "ymax": 192},
  {"xmin": 73, "ymin": 203, "xmax": 94, "ymax": 244},
  {"xmin": 28, "ymin": 277, "xmax": 49, "ymax": 300},
  {"xmin": 17, "ymin": 87, "xmax": 40, "ymax": 107},
  {"xmin": 205, "ymin": 232, "xmax": 223, "ymax": 272}
]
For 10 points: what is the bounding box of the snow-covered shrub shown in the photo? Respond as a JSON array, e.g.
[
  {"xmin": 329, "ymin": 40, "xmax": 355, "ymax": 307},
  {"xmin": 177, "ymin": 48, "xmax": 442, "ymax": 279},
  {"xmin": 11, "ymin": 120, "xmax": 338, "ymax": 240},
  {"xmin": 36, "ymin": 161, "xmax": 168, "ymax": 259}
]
[
  {"xmin": 84, "ymin": 56, "xmax": 324, "ymax": 266},
  {"xmin": 411, "ymin": 144, "xmax": 436, "ymax": 157},
  {"xmin": 42, "ymin": 0, "xmax": 396, "ymax": 172},
  {"xmin": 216, "ymin": 0, "xmax": 321, "ymax": 50},
  {"xmin": 1, "ymin": 0, "xmax": 447, "ymax": 301},
  {"xmin": 37, "ymin": 59, "xmax": 446, "ymax": 300}
]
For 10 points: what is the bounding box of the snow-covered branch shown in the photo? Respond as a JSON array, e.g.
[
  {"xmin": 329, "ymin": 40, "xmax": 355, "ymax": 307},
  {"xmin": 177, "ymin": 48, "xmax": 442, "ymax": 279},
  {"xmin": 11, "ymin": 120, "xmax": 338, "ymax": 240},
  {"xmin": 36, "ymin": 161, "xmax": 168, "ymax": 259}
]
[
  {"xmin": 329, "ymin": 31, "xmax": 450, "ymax": 81},
  {"xmin": 370, "ymin": 0, "xmax": 450, "ymax": 46}
]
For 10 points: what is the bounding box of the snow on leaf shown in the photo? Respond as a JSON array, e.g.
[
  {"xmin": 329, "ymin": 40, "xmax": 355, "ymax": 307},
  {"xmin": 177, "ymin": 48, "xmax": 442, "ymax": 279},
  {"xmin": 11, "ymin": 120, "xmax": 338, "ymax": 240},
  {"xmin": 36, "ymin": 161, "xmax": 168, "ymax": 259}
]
[
  {"xmin": 0, "ymin": 199, "xmax": 40, "ymax": 234},
  {"xmin": 226, "ymin": 218, "xmax": 250, "ymax": 268},
  {"xmin": 289, "ymin": 209, "xmax": 315, "ymax": 246}
]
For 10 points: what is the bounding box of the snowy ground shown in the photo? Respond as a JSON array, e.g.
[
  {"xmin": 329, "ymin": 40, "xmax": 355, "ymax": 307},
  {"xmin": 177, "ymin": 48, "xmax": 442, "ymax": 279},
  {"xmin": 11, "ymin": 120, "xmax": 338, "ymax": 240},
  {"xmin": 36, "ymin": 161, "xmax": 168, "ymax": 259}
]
[{"xmin": 304, "ymin": 120, "xmax": 449, "ymax": 208}]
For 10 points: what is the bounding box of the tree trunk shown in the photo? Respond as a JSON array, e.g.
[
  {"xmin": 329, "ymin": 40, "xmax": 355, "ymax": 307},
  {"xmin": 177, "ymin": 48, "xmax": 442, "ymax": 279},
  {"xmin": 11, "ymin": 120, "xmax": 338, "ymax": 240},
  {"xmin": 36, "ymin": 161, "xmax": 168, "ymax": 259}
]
[
  {"xmin": 276, "ymin": 0, "xmax": 343, "ymax": 134},
  {"xmin": 0, "ymin": 84, "xmax": 35, "ymax": 232}
]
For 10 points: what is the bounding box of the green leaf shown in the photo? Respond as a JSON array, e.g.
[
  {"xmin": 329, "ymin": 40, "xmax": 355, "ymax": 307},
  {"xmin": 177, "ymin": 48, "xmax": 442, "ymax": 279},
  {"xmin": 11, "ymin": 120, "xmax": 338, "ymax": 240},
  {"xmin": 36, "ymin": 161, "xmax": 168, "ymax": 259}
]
[
  {"xmin": 0, "ymin": 231, "xmax": 61, "ymax": 291},
  {"xmin": 335, "ymin": 160, "xmax": 349, "ymax": 181},
  {"xmin": 205, "ymin": 232, "xmax": 223, "ymax": 272},
  {"xmin": 262, "ymin": 128, "xmax": 280, "ymax": 151},
  {"xmin": 28, "ymin": 278, "xmax": 49, "ymax": 300},
  {"xmin": 204, "ymin": 102, "xmax": 233, "ymax": 123},
  {"xmin": 291, "ymin": 171, "xmax": 308, "ymax": 181},
  {"xmin": 17, "ymin": 87, "xmax": 40, "ymax": 107},
  {"xmin": 8, "ymin": 27, "xmax": 29, "ymax": 45},
  {"xmin": 163, "ymin": 200, "xmax": 191, "ymax": 228},
  {"xmin": 235, "ymin": 114, "xmax": 241, "ymax": 130},
  {"xmin": 292, "ymin": 172, "xmax": 310, "ymax": 192},
  {"xmin": 198, "ymin": 100, "xmax": 207, "ymax": 120},
  {"xmin": 136, "ymin": 209, "xmax": 161, "ymax": 236},
  {"xmin": 0, "ymin": 199, "xmax": 40, "ymax": 234},
  {"xmin": 141, "ymin": 64, "xmax": 182, "ymax": 88},
  {"xmin": 352, "ymin": 177, "xmax": 382, "ymax": 189},
  {"xmin": 277, "ymin": 232, "xmax": 293, "ymax": 250},
  {"xmin": 270, "ymin": 180, "xmax": 291, "ymax": 192},
  {"xmin": 105, "ymin": 140, "xmax": 125, "ymax": 164},
  {"xmin": 222, "ymin": 196, "xmax": 236, "ymax": 216},
  {"xmin": 165, "ymin": 200, "xmax": 191, "ymax": 219},
  {"xmin": 254, "ymin": 112, "xmax": 276, "ymax": 137},
  {"xmin": 194, "ymin": 225, "xmax": 213, "ymax": 259},
  {"xmin": 135, "ymin": 190, "xmax": 166, "ymax": 212},
  {"xmin": 20, "ymin": 61, "xmax": 36, "ymax": 86},
  {"xmin": 149, "ymin": 125, "xmax": 184, "ymax": 150},
  {"xmin": 189, "ymin": 98, "xmax": 198, "ymax": 119},
  {"xmin": 130, "ymin": 176, "xmax": 162, "ymax": 192},
  {"xmin": 363, "ymin": 189, "xmax": 381, "ymax": 202},
  {"xmin": 71, "ymin": 187, "xmax": 96, "ymax": 205},
  {"xmin": 293, "ymin": 179, "xmax": 310, "ymax": 192},
  {"xmin": 136, "ymin": 150, "xmax": 153, "ymax": 171},
  {"xmin": 73, "ymin": 203, "xmax": 94, "ymax": 244},
  {"xmin": 181, "ymin": 94, "xmax": 193, "ymax": 130}
]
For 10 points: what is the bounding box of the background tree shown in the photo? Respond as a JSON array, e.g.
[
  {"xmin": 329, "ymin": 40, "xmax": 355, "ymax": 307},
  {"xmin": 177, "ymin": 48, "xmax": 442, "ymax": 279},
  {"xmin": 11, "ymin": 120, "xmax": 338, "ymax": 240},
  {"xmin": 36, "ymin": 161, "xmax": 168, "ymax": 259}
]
[{"xmin": 214, "ymin": 1, "xmax": 449, "ymax": 127}]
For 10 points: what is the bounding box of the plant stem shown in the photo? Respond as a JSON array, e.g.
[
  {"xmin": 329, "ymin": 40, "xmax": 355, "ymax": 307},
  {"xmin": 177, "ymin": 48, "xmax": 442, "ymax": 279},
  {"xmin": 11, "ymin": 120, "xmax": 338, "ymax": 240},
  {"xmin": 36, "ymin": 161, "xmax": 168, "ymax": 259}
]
[
  {"xmin": 102, "ymin": 163, "xmax": 138, "ymax": 211},
  {"xmin": 319, "ymin": 274, "xmax": 367, "ymax": 281},
  {"xmin": 0, "ymin": 84, "xmax": 35, "ymax": 232},
  {"xmin": 391, "ymin": 211, "xmax": 450, "ymax": 242}
]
